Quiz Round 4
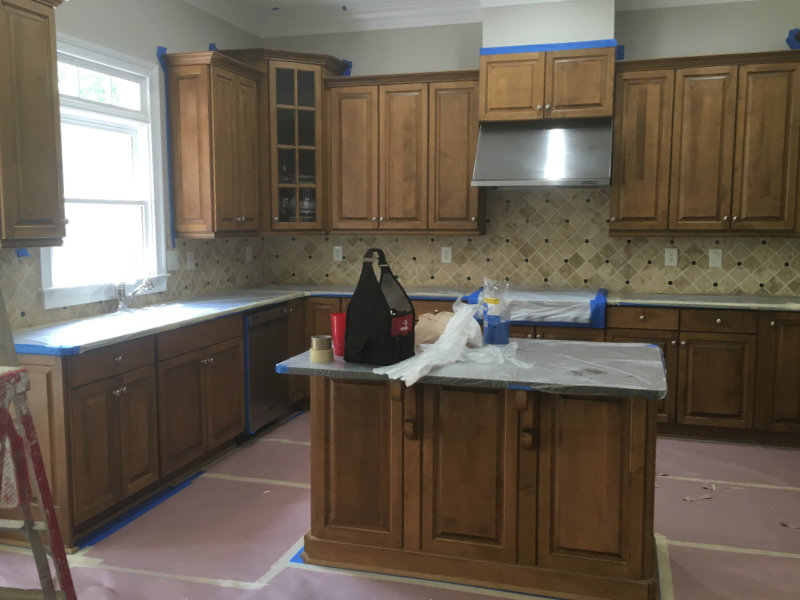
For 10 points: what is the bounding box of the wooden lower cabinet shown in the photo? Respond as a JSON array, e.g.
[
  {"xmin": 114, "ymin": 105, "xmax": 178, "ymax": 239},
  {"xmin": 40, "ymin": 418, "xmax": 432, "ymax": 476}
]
[
  {"xmin": 118, "ymin": 367, "xmax": 159, "ymax": 498},
  {"xmin": 755, "ymin": 312, "xmax": 800, "ymax": 433},
  {"xmin": 677, "ymin": 331, "xmax": 756, "ymax": 429},
  {"xmin": 510, "ymin": 324, "xmax": 605, "ymax": 342},
  {"xmin": 205, "ymin": 337, "xmax": 245, "ymax": 451},
  {"xmin": 305, "ymin": 296, "xmax": 341, "ymax": 339},
  {"xmin": 307, "ymin": 377, "xmax": 658, "ymax": 600}
]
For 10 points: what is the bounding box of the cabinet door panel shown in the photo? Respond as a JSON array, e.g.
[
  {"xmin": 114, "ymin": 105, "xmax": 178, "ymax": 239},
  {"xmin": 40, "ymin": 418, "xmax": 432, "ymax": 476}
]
[
  {"xmin": 235, "ymin": 74, "xmax": 260, "ymax": 227},
  {"xmin": 305, "ymin": 296, "xmax": 341, "ymax": 339},
  {"xmin": 420, "ymin": 386, "xmax": 518, "ymax": 563},
  {"xmin": 310, "ymin": 378, "xmax": 403, "ymax": 548},
  {"xmin": 329, "ymin": 86, "xmax": 379, "ymax": 229},
  {"xmin": 205, "ymin": 337, "xmax": 245, "ymax": 450},
  {"xmin": 610, "ymin": 70, "xmax": 673, "ymax": 231},
  {"xmin": 677, "ymin": 332, "xmax": 756, "ymax": 429},
  {"xmin": 119, "ymin": 366, "xmax": 159, "ymax": 498},
  {"xmin": 211, "ymin": 67, "xmax": 239, "ymax": 230},
  {"xmin": 606, "ymin": 329, "xmax": 678, "ymax": 423},
  {"xmin": 0, "ymin": 0, "xmax": 64, "ymax": 245},
  {"xmin": 157, "ymin": 350, "xmax": 207, "ymax": 476},
  {"xmin": 479, "ymin": 53, "xmax": 544, "ymax": 121},
  {"xmin": 755, "ymin": 313, "xmax": 800, "ymax": 433},
  {"xmin": 70, "ymin": 377, "xmax": 120, "ymax": 525},
  {"xmin": 545, "ymin": 48, "xmax": 615, "ymax": 118},
  {"xmin": 669, "ymin": 66, "xmax": 737, "ymax": 231},
  {"xmin": 428, "ymin": 80, "xmax": 481, "ymax": 231},
  {"xmin": 537, "ymin": 394, "xmax": 649, "ymax": 579},
  {"xmin": 732, "ymin": 63, "xmax": 800, "ymax": 231},
  {"xmin": 379, "ymin": 84, "xmax": 428, "ymax": 230}
]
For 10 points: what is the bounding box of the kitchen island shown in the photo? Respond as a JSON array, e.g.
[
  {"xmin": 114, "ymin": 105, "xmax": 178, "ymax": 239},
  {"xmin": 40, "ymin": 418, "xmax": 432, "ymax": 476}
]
[{"xmin": 277, "ymin": 339, "xmax": 667, "ymax": 600}]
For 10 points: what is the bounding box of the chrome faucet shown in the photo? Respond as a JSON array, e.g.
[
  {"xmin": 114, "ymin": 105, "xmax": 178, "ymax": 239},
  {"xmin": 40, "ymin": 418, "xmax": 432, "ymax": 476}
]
[{"xmin": 117, "ymin": 279, "xmax": 154, "ymax": 310}]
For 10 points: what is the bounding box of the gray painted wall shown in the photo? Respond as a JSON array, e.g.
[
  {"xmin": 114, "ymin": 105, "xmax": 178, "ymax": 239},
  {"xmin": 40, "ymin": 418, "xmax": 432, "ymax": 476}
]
[
  {"xmin": 616, "ymin": 0, "xmax": 800, "ymax": 60},
  {"xmin": 259, "ymin": 23, "xmax": 483, "ymax": 76},
  {"xmin": 55, "ymin": 0, "xmax": 261, "ymax": 62}
]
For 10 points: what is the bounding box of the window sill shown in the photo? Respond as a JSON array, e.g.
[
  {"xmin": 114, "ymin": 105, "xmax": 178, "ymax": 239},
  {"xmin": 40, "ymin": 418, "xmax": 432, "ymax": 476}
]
[{"xmin": 43, "ymin": 274, "xmax": 169, "ymax": 310}]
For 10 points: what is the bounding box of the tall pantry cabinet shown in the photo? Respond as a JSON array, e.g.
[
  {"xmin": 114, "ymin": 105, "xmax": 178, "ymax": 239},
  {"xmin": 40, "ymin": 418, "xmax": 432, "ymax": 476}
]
[{"xmin": 0, "ymin": 0, "xmax": 66, "ymax": 247}]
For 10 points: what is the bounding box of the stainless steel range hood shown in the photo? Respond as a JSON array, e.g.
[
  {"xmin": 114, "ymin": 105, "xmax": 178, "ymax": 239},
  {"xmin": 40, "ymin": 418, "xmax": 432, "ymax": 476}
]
[{"xmin": 471, "ymin": 118, "xmax": 613, "ymax": 188}]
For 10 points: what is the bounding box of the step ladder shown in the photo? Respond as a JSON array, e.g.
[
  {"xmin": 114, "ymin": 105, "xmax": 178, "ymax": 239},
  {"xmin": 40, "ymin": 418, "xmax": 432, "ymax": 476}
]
[{"xmin": 0, "ymin": 366, "xmax": 76, "ymax": 600}]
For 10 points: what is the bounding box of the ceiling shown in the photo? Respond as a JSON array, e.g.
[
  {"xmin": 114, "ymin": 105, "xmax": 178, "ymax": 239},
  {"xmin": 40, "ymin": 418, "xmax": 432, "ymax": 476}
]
[{"xmin": 182, "ymin": 0, "xmax": 759, "ymax": 39}]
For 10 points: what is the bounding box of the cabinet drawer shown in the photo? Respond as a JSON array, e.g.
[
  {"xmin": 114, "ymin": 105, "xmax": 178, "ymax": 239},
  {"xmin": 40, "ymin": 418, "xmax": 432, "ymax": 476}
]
[
  {"xmin": 69, "ymin": 336, "xmax": 155, "ymax": 388},
  {"xmin": 606, "ymin": 306, "xmax": 679, "ymax": 330},
  {"xmin": 412, "ymin": 300, "xmax": 454, "ymax": 318},
  {"xmin": 157, "ymin": 315, "xmax": 243, "ymax": 360},
  {"xmin": 680, "ymin": 309, "xmax": 758, "ymax": 334}
]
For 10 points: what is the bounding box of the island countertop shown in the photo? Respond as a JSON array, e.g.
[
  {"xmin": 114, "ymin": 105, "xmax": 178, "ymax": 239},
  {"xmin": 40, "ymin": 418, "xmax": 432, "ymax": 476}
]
[{"xmin": 277, "ymin": 338, "xmax": 667, "ymax": 400}]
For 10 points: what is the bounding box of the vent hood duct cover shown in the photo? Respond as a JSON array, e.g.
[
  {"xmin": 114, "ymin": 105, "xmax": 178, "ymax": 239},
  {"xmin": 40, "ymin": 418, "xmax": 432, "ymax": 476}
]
[{"xmin": 471, "ymin": 118, "xmax": 612, "ymax": 187}]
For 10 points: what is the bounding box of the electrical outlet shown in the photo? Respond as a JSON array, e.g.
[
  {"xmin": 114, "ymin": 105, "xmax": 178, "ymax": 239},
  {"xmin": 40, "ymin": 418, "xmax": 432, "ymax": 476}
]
[
  {"xmin": 709, "ymin": 248, "xmax": 722, "ymax": 268},
  {"xmin": 245, "ymin": 246, "xmax": 253, "ymax": 263},
  {"xmin": 441, "ymin": 247, "xmax": 452, "ymax": 264},
  {"xmin": 166, "ymin": 250, "xmax": 179, "ymax": 271},
  {"xmin": 333, "ymin": 246, "xmax": 343, "ymax": 262},
  {"xmin": 186, "ymin": 251, "xmax": 196, "ymax": 270},
  {"xmin": 664, "ymin": 248, "xmax": 678, "ymax": 267}
]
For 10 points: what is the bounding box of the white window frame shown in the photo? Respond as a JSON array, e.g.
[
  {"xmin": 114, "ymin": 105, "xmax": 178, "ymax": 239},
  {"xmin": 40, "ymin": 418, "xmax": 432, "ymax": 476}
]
[{"xmin": 42, "ymin": 36, "xmax": 168, "ymax": 309}]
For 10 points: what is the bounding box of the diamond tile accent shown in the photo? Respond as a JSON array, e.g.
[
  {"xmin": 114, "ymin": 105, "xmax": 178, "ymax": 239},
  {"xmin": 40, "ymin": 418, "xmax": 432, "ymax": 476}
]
[{"xmin": 3, "ymin": 188, "xmax": 800, "ymax": 330}]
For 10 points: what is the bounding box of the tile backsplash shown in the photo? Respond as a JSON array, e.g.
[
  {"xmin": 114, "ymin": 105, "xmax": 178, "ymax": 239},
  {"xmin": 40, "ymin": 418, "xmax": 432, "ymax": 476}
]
[{"xmin": 3, "ymin": 187, "xmax": 799, "ymax": 330}]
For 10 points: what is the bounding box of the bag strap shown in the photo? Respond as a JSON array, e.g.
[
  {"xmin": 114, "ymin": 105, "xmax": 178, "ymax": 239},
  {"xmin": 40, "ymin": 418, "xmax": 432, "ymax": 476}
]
[{"xmin": 362, "ymin": 248, "xmax": 387, "ymax": 267}]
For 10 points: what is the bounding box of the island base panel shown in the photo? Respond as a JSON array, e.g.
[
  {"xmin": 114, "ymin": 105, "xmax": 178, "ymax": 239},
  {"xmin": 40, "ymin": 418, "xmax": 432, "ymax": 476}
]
[{"xmin": 303, "ymin": 534, "xmax": 660, "ymax": 600}]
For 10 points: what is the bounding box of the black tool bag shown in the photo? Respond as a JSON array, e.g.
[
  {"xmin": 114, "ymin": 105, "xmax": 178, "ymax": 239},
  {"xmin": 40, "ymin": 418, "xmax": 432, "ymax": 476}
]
[{"xmin": 345, "ymin": 248, "xmax": 415, "ymax": 366}]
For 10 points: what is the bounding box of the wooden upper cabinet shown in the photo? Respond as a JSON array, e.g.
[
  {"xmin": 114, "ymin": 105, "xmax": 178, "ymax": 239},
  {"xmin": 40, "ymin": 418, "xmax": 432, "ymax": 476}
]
[
  {"xmin": 379, "ymin": 83, "xmax": 428, "ymax": 230},
  {"xmin": 0, "ymin": 0, "xmax": 65, "ymax": 247},
  {"xmin": 545, "ymin": 47, "xmax": 615, "ymax": 118},
  {"xmin": 610, "ymin": 69, "xmax": 674, "ymax": 231},
  {"xmin": 669, "ymin": 66, "xmax": 738, "ymax": 231},
  {"xmin": 428, "ymin": 80, "xmax": 481, "ymax": 230},
  {"xmin": 166, "ymin": 53, "xmax": 262, "ymax": 237},
  {"xmin": 732, "ymin": 63, "xmax": 800, "ymax": 231},
  {"xmin": 479, "ymin": 52, "xmax": 545, "ymax": 121},
  {"xmin": 329, "ymin": 86, "xmax": 379, "ymax": 229},
  {"xmin": 269, "ymin": 61, "xmax": 323, "ymax": 230}
]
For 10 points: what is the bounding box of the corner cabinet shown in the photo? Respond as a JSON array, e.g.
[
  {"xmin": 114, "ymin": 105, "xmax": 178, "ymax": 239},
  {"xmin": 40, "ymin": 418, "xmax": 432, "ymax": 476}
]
[
  {"xmin": 327, "ymin": 72, "xmax": 484, "ymax": 234},
  {"xmin": 0, "ymin": 0, "xmax": 65, "ymax": 247},
  {"xmin": 479, "ymin": 47, "xmax": 615, "ymax": 121},
  {"xmin": 166, "ymin": 52, "xmax": 262, "ymax": 237},
  {"xmin": 611, "ymin": 53, "xmax": 800, "ymax": 235}
]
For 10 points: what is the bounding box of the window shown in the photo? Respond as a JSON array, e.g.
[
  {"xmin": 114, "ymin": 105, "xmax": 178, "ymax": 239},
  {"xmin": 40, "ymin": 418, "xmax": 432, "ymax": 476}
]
[{"xmin": 42, "ymin": 40, "xmax": 166, "ymax": 309}]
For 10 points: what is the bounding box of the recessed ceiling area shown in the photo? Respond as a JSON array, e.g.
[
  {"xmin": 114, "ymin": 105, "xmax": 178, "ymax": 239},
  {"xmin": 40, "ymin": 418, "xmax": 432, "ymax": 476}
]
[{"xmin": 181, "ymin": 0, "xmax": 760, "ymax": 39}]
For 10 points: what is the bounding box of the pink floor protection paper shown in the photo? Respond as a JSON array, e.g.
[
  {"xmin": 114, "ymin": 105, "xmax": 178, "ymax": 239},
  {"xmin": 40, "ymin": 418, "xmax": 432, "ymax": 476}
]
[{"xmin": 1, "ymin": 411, "xmax": 799, "ymax": 600}]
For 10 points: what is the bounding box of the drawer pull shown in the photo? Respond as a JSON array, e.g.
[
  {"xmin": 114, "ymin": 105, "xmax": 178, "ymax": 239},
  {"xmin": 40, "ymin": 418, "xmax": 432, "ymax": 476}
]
[
  {"xmin": 433, "ymin": 309, "xmax": 439, "ymax": 314},
  {"xmin": 639, "ymin": 315, "xmax": 645, "ymax": 321},
  {"xmin": 609, "ymin": 216, "xmax": 616, "ymax": 222},
  {"xmin": 114, "ymin": 355, "xmax": 123, "ymax": 364},
  {"xmin": 527, "ymin": 334, "xmax": 533, "ymax": 339},
  {"xmin": 680, "ymin": 341, "xmax": 686, "ymax": 346},
  {"xmin": 722, "ymin": 215, "xmax": 728, "ymax": 222},
  {"xmin": 111, "ymin": 388, "xmax": 122, "ymax": 397},
  {"xmin": 471, "ymin": 217, "xmax": 477, "ymax": 222},
  {"xmin": 536, "ymin": 104, "xmax": 543, "ymax": 111},
  {"xmin": 121, "ymin": 386, "xmax": 127, "ymax": 395},
  {"xmin": 715, "ymin": 318, "xmax": 722, "ymax": 325},
  {"xmin": 770, "ymin": 321, "xmax": 776, "ymax": 327},
  {"xmin": 671, "ymin": 340, "xmax": 677, "ymax": 345}
]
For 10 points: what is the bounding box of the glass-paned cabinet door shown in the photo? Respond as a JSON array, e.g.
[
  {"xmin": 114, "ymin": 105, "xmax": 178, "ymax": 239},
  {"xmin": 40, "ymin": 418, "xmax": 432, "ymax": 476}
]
[{"xmin": 269, "ymin": 61, "xmax": 322, "ymax": 229}]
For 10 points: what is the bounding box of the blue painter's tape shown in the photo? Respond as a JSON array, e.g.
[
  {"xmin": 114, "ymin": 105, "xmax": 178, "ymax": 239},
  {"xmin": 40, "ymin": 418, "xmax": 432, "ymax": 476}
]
[
  {"xmin": 508, "ymin": 384, "xmax": 535, "ymax": 391},
  {"xmin": 157, "ymin": 46, "xmax": 177, "ymax": 249},
  {"xmin": 341, "ymin": 59, "xmax": 352, "ymax": 76},
  {"xmin": 208, "ymin": 42, "xmax": 218, "ymax": 51},
  {"xmin": 480, "ymin": 38, "xmax": 617, "ymax": 55},
  {"xmin": 15, "ymin": 248, "xmax": 30, "ymax": 258},
  {"xmin": 276, "ymin": 363, "xmax": 289, "ymax": 374},
  {"xmin": 14, "ymin": 344, "xmax": 81, "ymax": 356},
  {"xmin": 787, "ymin": 28, "xmax": 800, "ymax": 50},
  {"xmin": 75, "ymin": 470, "xmax": 205, "ymax": 548},
  {"xmin": 616, "ymin": 45, "xmax": 625, "ymax": 60},
  {"xmin": 290, "ymin": 546, "xmax": 306, "ymax": 564}
]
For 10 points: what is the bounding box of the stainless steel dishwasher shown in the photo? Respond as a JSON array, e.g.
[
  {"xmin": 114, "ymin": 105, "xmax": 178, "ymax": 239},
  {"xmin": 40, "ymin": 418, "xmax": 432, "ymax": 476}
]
[{"xmin": 245, "ymin": 304, "xmax": 289, "ymax": 433}]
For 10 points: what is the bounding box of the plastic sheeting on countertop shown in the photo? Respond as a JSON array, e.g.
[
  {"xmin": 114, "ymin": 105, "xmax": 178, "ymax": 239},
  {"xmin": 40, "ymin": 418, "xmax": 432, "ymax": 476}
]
[
  {"xmin": 607, "ymin": 292, "xmax": 800, "ymax": 312},
  {"xmin": 277, "ymin": 338, "xmax": 667, "ymax": 400},
  {"xmin": 463, "ymin": 287, "xmax": 607, "ymax": 327}
]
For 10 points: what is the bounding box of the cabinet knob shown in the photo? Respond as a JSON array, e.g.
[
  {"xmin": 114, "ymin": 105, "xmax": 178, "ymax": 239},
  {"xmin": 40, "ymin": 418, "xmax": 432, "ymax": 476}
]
[
  {"xmin": 371, "ymin": 217, "xmax": 377, "ymax": 222},
  {"xmin": 609, "ymin": 217, "xmax": 616, "ymax": 223},
  {"xmin": 723, "ymin": 215, "xmax": 728, "ymax": 221},
  {"xmin": 639, "ymin": 315, "xmax": 645, "ymax": 321},
  {"xmin": 536, "ymin": 105, "xmax": 543, "ymax": 111},
  {"xmin": 433, "ymin": 309, "xmax": 439, "ymax": 314},
  {"xmin": 114, "ymin": 355, "xmax": 123, "ymax": 364},
  {"xmin": 770, "ymin": 320, "xmax": 776, "ymax": 327},
  {"xmin": 273, "ymin": 217, "xmax": 279, "ymax": 221},
  {"xmin": 61, "ymin": 218, "xmax": 70, "ymax": 225},
  {"xmin": 379, "ymin": 217, "xmax": 384, "ymax": 222},
  {"xmin": 536, "ymin": 334, "xmax": 542, "ymax": 339},
  {"xmin": 671, "ymin": 340, "xmax": 677, "ymax": 346},
  {"xmin": 208, "ymin": 356, "xmax": 214, "ymax": 365},
  {"xmin": 527, "ymin": 334, "xmax": 533, "ymax": 339},
  {"xmin": 715, "ymin": 318, "xmax": 722, "ymax": 325},
  {"xmin": 732, "ymin": 216, "xmax": 738, "ymax": 222},
  {"xmin": 121, "ymin": 386, "xmax": 127, "ymax": 395},
  {"xmin": 111, "ymin": 388, "xmax": 122, "ymax": 397},
  {"xmin": 545, "ymin": 104, "xmax": 551, "ymax": 110},
  {"xmin": 471, "ymin": 217, "xmax": 476, "ymax": 222},
  {"xmin": 680, "ymin": 341, "xmax": 686, "ymax": 346}
]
